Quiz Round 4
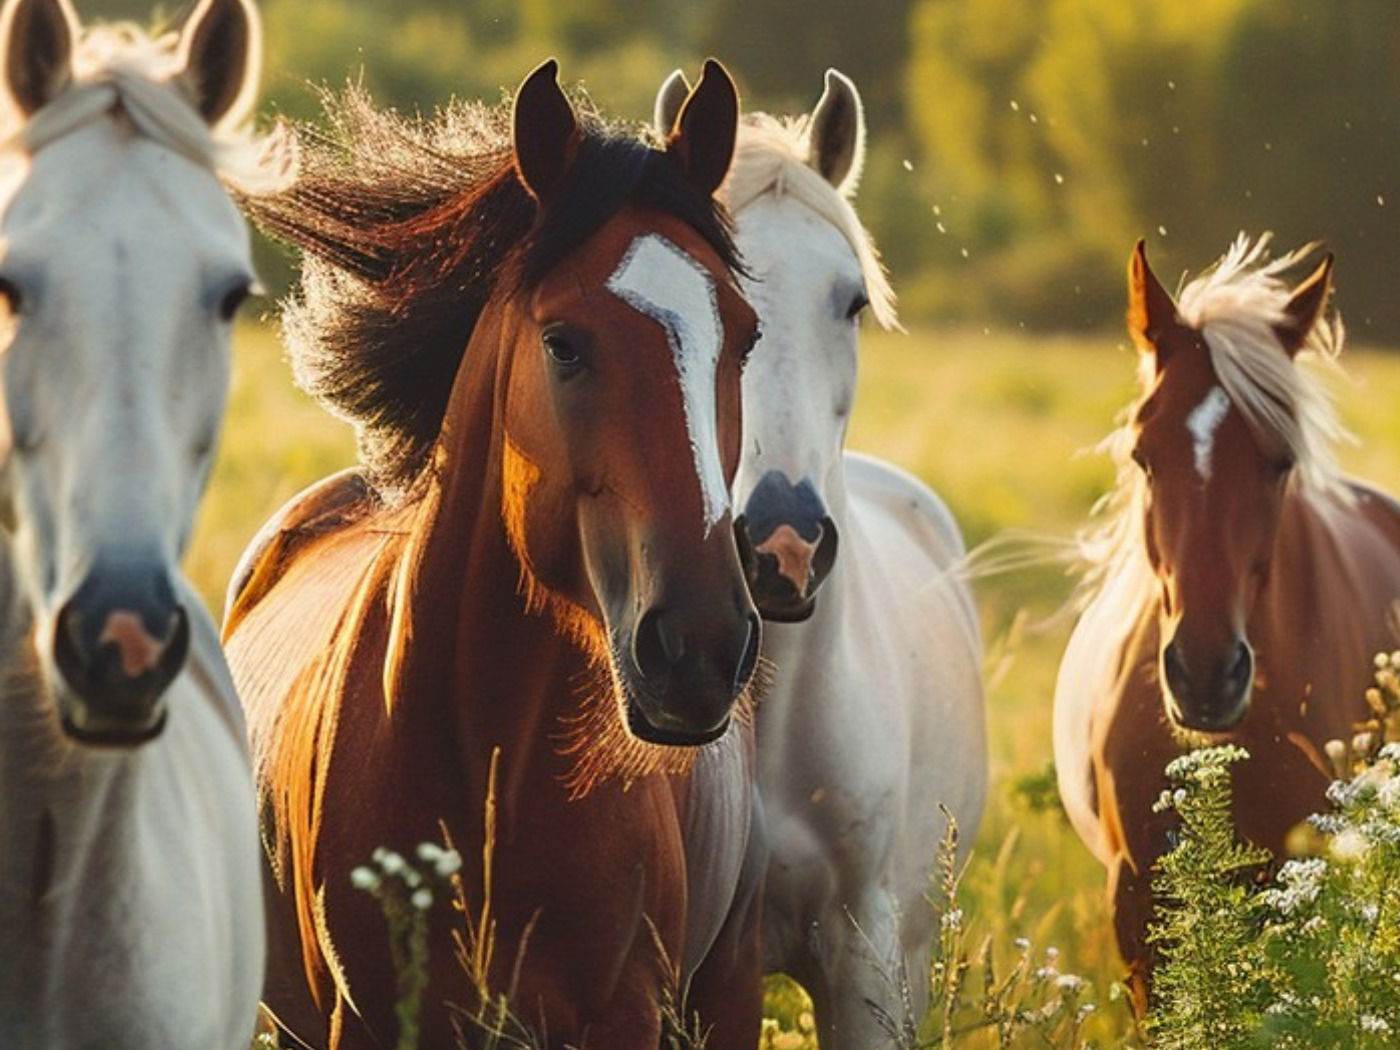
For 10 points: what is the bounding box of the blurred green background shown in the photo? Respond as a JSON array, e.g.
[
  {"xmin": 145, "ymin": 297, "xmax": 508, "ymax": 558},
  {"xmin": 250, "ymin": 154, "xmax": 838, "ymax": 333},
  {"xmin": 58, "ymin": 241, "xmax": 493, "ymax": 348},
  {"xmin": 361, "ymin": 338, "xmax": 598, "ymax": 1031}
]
[{"xmin": 78, "ymin": 0, "xmax": 1400, "ymax": 337}]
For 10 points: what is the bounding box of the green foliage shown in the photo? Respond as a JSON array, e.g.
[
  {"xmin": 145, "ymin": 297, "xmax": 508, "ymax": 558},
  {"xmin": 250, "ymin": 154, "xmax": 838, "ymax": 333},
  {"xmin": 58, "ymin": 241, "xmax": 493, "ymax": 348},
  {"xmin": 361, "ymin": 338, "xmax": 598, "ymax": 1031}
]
[
  {"xmin": 1148, "ymin": 659, "xmax": 1400, "ymax": 1049},
  {"xmin": 1145, "ymin": 747, "xmax": 1273, "ymax": 1049}
]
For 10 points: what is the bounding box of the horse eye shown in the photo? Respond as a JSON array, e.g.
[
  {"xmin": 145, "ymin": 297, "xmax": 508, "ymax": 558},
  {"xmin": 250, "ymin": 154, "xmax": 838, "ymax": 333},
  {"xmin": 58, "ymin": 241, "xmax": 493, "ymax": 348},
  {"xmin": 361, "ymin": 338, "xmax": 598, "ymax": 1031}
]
[
  {"xmin": 845, "ymin": 291, "xmax": 869, "ymax": 321},
  {"xmin": 739, "ymin": 323, "xmax": 762, "ymax": 363},
  {"xmin": 541, "ymin": 327, "xmax": 584, "ymax": 370},
  {"xmin": 218, "ymin": 280, "xmax": 253, "ymax": 322},
  {"xmin": 0, "ymin": 276, "xmax": 24, "ymax": 314},
  {"xmin": 1131, "ymin": 446, "xmax": 1149, "ymax": 472}
]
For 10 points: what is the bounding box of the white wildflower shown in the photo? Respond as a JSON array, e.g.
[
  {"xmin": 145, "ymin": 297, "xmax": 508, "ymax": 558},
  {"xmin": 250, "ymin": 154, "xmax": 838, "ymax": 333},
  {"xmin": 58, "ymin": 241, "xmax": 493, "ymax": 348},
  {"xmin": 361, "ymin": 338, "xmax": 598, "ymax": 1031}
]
[
  {"xmin": 350, "ymin": 866, "xmax": 380, "ymax": 891},
  {"xmin": 411, "ymin": 887, "xmax": 433, "ymax": 911},
  {"xmin": 434, "ymin": 849, "xmax": 463, "ymax": 877}
]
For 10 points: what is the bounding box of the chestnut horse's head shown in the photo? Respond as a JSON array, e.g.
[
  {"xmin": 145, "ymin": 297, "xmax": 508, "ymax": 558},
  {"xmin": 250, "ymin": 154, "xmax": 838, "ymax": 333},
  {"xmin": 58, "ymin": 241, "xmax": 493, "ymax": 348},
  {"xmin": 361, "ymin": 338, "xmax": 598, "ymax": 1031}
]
[
  {"xmin": 1126, "ymin": 237, "xmax": 1339, "ymax": 733},
  {"xmin": 497, "ymin": 61, "xmax": 760, "ymax": 746}
]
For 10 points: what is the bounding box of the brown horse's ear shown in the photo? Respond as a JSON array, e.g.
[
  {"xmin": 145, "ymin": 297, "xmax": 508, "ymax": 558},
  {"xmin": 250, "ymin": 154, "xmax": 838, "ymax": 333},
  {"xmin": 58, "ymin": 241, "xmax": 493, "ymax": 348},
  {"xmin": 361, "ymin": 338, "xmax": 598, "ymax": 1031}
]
[
  {"xmin": 807, "ymin": 68, "xmax": 865, "ymax": 197},
  {"xmin": 1275, "ymin": 253, "xmax": 1333, "ymax": 358},
  {"xmin": 1127, "ymin": 239, "xmax": 1178, "ymax": 366},
  {"xmin": 176, "ymin": 0, "xmax": 262, "ymax": 129},
  {"xmin": 653, "ymin": 68, "xmax": 690, "ymax": 141},
  {"xmin": 0, "ymin": 0, "xmax": 77, "ymax": 118},
  {"xmin": 666, "ymin": 58, "xmax": 738, "ymax": 197},
  {"xmin": 513, "ymin": 58, "xmax": 579, "ymax": 207}
]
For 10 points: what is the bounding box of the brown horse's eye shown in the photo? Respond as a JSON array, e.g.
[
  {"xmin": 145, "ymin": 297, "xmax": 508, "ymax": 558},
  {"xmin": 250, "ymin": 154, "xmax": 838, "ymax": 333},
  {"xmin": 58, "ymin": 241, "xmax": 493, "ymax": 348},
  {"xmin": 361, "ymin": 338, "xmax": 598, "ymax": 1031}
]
[
  {"xmin": 541, "ymin": 325, "xmax": 584, "ymax": 371},
  {"xmin": 1131, "ymin": 445, "xmax": 1150, "ymax": 474}
]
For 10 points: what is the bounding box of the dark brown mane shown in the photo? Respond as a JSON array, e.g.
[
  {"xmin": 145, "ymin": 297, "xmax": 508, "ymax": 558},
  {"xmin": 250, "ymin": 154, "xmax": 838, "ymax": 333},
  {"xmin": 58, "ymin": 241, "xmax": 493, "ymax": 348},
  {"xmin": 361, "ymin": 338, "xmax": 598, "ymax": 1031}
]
[{"xmin": 246, "ymin": 86, "xmax": 742, "ymax": 495}]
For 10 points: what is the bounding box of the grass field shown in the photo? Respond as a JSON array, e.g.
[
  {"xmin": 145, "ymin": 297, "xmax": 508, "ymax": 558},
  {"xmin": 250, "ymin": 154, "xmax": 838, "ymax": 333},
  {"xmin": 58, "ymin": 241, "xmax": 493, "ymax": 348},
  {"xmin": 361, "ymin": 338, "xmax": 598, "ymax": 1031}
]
[{"xmin": 195, "ymin": 318, "xmax": 1400, "ymax": 1045}]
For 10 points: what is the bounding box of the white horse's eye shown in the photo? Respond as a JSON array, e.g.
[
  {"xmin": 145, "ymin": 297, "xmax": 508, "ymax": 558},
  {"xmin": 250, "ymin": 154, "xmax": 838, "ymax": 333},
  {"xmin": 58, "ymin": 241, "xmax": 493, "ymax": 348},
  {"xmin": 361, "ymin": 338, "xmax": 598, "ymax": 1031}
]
[
  {"xmin": 218, "ymin": 280, "xmax": 253, "ymax": 322},
  {"xmin": 0, "ymin": 276, "xmax": 24, "ymax": 314},
  {"xmin": 844, "ymin": 291, "xmax": 869, "ymax": 321}
]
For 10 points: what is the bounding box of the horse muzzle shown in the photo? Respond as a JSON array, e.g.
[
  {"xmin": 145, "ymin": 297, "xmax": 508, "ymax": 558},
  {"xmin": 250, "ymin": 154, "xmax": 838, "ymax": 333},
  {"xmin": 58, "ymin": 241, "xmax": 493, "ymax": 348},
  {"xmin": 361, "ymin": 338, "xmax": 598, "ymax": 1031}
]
[
  {"xmin": 735, "ymin": 471, "xmax": 838, "ymax": 622},
  {"xmin": 50, "ymin": 566, "xmax": 190, "ymax": 746},
  {"xmin": 1161, "ymin": 634, "xmax": 1255, "ymax": 733},
  {"xmin": 621, "ymin": 602, "xmax": 760, "ymax": 746}
]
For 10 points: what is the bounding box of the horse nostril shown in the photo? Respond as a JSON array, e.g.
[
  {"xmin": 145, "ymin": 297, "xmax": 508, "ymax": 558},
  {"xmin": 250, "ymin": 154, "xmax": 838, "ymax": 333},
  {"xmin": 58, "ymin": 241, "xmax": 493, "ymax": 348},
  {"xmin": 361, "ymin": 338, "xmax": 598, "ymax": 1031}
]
[
  {"xmin": 734, "ymin": 610, "xmax": 760, "ymax": 695},
  {"xmin": 1225, "ymin": 640, "xmax": 1254, "ymax": 696},
  {"xmin": 1163, "ymin": 641, "xmax": 1189, "ymax": 698},
  {"xmin": 633, "ymin": 607, "xmax": 682, "ymax": 682}
]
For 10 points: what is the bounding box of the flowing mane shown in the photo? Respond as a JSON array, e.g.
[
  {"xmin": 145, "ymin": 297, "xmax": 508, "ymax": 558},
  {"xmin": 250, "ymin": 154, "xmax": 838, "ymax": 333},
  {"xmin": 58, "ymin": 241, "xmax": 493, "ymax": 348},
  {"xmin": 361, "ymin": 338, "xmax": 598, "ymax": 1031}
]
[
  {"xmin": 247, "ymin": 87, "xmax": 741, "ymax": 496},
  {"xmin": 1, "ymin": 22, "xmax": 292, "ymax": 192},
  {"xmin": 726, "ymin": 112, "xmax": 897, "ymax": 329},
  {"xmin": 1077, "ymin": 234, "xmax": 1350, "ymax": 612}
]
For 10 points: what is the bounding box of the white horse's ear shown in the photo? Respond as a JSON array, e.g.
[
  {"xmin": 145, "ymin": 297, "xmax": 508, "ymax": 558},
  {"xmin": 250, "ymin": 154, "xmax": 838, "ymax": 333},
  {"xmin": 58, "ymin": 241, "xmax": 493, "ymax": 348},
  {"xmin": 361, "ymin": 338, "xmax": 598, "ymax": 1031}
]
[
  {"xmin": 807, "ymin": 68, "xmax": 865, "ymax": 197},
  {"xmin": 0, "ymin": 0, "xmax": 78, "ymax": 118},
  {"xmin": 653, "ymin": 68, "xmax": 690, "ymax": 140},
  {"xmin": 176, "ymin": 0, "xmax": 262, "ymax": 129}
]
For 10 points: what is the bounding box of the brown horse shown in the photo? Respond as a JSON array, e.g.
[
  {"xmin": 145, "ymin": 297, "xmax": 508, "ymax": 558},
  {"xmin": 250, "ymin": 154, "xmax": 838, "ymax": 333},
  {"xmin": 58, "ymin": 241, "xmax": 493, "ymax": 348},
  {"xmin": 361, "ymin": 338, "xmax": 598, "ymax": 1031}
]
[
  {"xmin": 1054, "ymin": 235, "xmax": 1400, "ymax": 1006},
  {"xmin": 223, "ymin": 61, "xmax": 766, "ymax": 1049}
]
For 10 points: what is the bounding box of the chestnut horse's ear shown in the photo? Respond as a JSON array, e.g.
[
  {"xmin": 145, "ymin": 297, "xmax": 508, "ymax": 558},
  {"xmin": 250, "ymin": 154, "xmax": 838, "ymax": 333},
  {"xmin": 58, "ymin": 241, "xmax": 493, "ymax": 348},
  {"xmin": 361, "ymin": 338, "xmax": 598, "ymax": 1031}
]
[
  {"xmin": 807, "ymin": 68, "xmax": 865, "ymax": 197},
  {"xmin": 513, "ymin": 58, "xmax": 579, "ymax": 207},
  {"xmin": 175, "ymin": 0, "xmax": 262, "ymax": 129},
  {"xmin": 1127, "ymin": 239, "xmax": 1178, "ymax": 366},
  {"xmin": 0, "ymin": 0, "xmax": 77, "ymax": 118},
  {"xmin": 1275, "ymin": 253, "xmax": 1333, "ymax": 358},
  {"xmin": 666, "ymin": 58, "xmax": 738, "ymax": 198},
  {"xmin": 653, "ymin": 68, "xmax": 690, "ymax": 141}
]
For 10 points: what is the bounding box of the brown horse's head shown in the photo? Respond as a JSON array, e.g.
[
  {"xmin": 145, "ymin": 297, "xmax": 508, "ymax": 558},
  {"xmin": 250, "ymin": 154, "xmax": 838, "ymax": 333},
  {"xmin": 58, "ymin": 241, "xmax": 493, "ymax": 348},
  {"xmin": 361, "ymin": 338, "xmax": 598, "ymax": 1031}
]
[
  {"xmin": 1126, "ymin": 239, "xmax": 1334, "ymax": 733},
  {"xmin": 497, "ymin": 61, "xmax": 760, "ymax": 746}
]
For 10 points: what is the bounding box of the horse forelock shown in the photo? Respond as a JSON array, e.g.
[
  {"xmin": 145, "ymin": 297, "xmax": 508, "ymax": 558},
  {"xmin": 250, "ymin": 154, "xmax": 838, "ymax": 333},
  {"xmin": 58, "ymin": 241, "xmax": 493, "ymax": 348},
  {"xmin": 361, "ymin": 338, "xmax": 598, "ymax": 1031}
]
[
  {"xmin": 1, "ymin": 24, "xmax": 293, "ymax": 195},
  {"xmin": 1176, "ymin": 233, "xmax": 1349, "ymax": 502},
  {"xmin": 256, "ymin": 87, "xmax": 741, "ymax": 500},
  {"xmin": 726, "ymin": 113, "xmax": 897, "ymax": 330}
]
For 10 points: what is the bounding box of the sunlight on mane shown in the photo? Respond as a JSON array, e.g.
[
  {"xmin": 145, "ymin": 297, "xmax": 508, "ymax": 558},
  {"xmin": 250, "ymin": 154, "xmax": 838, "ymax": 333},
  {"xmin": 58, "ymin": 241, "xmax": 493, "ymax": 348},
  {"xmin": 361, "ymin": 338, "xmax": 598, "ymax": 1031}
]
[
  {"xmin": 726, "ymin": 113, "xmax": 898, "ymax": 330},
  {"xmin": 1, "ymin": 22, "xmax": 293, "ymax": 194}
]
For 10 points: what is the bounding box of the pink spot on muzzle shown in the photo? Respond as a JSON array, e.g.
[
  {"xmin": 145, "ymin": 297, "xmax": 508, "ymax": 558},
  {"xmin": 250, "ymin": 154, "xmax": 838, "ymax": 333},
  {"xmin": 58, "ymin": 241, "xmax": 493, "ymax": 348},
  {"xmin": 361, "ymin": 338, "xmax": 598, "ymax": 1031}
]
[
  {"xmin": 97, "ymin": 611, "xmax": 167, "ymax": 678},
  {"xmin": 755, "ymin": 523, "xmax": 823, "ymax": 598}
]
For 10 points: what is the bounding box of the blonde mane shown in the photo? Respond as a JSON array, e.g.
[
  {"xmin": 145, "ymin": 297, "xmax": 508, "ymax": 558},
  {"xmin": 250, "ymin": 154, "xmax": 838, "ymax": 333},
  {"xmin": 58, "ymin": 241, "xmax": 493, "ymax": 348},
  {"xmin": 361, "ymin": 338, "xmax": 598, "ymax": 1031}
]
[
  {"xmin": 1, "ymin": 22, "xmax": 292, "ymax": 194},
  {"xmin": 725, "ymin": 112, "xmax": 897, "ymax": 330},
  {"xmin": 1078, "ymin": 233, "xmax": 1350, "ymax": 614}
]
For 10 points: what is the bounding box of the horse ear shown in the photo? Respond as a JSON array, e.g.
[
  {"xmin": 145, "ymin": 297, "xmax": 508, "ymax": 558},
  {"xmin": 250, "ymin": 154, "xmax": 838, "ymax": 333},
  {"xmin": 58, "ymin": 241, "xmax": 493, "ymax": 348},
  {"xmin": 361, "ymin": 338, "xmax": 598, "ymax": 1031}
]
[
  {"xmin": 807, "ymin": 68, "xmax": 865, "ymax": 196},
  {"xmin": 0, "ymin": 0, "xmax": 77, "ymax": 118},
  {"xmin": 1275, "ymin": 253, "xmax": 1333, "ymax": 358},
  {"xmin": 513, "ymin": 58, "xmax": 579, "ymax": 207},
  {"xmin": 1127, "ymin": 239, "xmax": 1178, "ymax": 366},
  {"xmin": 666, "ymin": 58, "xmax": 738, "ymax": 198},
  {"xmin": 175, "ymin": 0, "xmax": 262, "ymax": 129},
  {"xmin": 653, "ymin": 68, "xmax": 690, "ymax": 141}
]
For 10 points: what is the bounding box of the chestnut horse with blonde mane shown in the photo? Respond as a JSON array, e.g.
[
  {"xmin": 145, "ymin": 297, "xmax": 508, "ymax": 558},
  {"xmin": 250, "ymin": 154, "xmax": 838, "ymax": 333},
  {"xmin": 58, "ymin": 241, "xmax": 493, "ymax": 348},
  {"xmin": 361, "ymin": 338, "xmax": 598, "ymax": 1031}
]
[
  {"xmin": 1055, "ymin": 235, "xmax": 1400, "ymax": 1004},
  {"xmin": 224, "ymin": 61, "xmax": 767, "ymax": 1049}
]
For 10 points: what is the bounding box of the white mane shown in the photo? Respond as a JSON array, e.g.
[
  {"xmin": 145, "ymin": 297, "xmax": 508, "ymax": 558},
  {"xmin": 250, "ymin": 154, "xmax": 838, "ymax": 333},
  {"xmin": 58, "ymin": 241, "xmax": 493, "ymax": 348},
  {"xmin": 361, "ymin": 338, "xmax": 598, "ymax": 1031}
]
[
  {"xmin": 1, "ymin": 23, "xmax": 293, "ymax": 194},
  {"xmin": 725, "ymin": 112, "xmax": 897, "ymax": 330},
  {"xmin": 1078, "ymin": 233, "xmax": 1350, "ymax": 611}
]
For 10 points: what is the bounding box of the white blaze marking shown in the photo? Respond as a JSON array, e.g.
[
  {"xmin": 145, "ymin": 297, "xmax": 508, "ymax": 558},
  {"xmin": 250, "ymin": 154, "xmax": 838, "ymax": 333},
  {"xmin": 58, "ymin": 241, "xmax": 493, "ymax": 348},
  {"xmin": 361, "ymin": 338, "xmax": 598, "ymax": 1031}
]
[
  {"xmin": 1186, "ymin": 386, "xmax": 1231, "ymax": 482},
  {"xmin": 607, "ymin": 233, "xmax": 729, "ymax": 532}
]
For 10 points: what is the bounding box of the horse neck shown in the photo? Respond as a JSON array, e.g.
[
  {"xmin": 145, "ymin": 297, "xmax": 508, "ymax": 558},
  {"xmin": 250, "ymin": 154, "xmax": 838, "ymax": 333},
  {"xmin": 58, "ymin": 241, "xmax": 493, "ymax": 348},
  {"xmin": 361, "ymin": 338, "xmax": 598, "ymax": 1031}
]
[{"xmin": 396, "ymin": 307, "xmax": 585, "ymax": 761}]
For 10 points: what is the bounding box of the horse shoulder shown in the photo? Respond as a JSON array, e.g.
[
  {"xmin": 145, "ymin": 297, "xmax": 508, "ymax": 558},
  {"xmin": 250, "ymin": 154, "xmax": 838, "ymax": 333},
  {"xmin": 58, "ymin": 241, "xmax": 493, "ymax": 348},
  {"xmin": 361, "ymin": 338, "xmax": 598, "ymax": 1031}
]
[{"xmin": 222, "ymin": 467, "xmax": 376, "ymax": 635}]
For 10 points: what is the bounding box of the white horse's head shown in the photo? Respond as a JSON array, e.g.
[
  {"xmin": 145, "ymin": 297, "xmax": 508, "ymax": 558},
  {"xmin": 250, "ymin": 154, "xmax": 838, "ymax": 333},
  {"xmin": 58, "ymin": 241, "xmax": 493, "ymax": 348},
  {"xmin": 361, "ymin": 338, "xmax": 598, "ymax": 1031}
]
[
  {"xmin": 657, "ymin": 68, "xmax": 895, "ymax": 621},
  {"xmin": 0, "ymin": 0, "xmax": 274, "ymax": 744}
]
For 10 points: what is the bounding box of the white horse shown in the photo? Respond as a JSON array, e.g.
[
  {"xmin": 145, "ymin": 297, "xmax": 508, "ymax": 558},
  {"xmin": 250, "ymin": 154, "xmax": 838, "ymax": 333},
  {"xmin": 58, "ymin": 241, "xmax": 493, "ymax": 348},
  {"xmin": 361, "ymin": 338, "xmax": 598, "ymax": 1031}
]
[
  {"xmin": 0, "ymin": 0, "xmax": 289, "ymax": 1044},
  {"xmin": 659, "ymin": 70, "xmax": 987, "ymax": 1049}
]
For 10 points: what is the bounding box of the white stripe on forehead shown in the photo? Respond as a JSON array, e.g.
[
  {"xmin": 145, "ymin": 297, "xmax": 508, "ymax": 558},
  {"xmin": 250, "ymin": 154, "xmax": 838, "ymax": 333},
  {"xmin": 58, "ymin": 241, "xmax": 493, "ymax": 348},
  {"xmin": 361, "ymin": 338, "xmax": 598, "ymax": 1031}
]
[
  {"xmin": 606, "ymin": 233, "xmax": 729, "ymax": 533},
  {"xmin": 1186, "ymin": 386, "xmax": 1232, "ymax": 482}
]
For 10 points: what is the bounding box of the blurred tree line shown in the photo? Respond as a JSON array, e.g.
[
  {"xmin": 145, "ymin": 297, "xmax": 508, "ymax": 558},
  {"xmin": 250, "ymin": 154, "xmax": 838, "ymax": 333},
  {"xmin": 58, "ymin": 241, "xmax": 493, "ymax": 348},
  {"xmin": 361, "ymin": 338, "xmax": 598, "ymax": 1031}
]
[{"xmin": 80, "ymin": 0, "xmax": 1400, "ymax": 336}]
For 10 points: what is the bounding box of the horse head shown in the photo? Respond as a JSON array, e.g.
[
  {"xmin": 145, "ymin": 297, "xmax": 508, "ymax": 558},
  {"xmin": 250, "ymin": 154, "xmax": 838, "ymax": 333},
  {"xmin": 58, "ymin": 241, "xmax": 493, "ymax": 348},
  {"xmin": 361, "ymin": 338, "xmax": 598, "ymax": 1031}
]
[
  {"xmin": 499, "ymin": 60, "xmax": 760, "ymax": 745},
  {"xmin": 660, "ymin": 69, "xmax": 891, "ymax": 621},
  {"xmin": 1127, "ymin": 239, "xmax": 1334, "ymax": 732},
  {"xmin": 0, "ymin": 0, "xmax": 266, "ymax": 744}
]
